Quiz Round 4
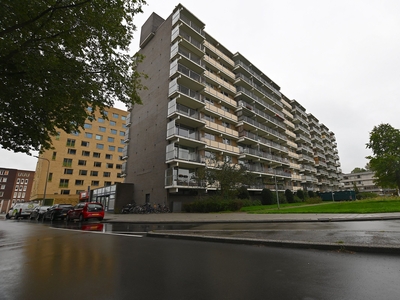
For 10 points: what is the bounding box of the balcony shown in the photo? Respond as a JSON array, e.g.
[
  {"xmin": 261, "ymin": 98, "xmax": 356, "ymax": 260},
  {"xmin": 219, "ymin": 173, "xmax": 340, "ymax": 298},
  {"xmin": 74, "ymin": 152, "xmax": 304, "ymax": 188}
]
[
  {"xmin": 238, "ymin": 115, "xmax": 287, "ymax": 142},
  {"xmin": 238, "ymin": 130, "xmax": 288, "ymax": 154},
  {"xmin": 201, "ymin": 137, "xmax": 239, "ymax": 154},
  {"xmin": 240, "ymin": 148, "xmax": 289, "ymax": 166},
  {"xmin": 237, "ymin": 101, "xmax": 286, "ymax": 130},
  {"xmin": 203, "ymin": 86, "xmax": 237, "ymax": 108},
  {"xmin": 204, "ymin": 40, "xmax": 234, "ymax": 67},
  {"xmin": 203, "ymin": 55, "xmax": 235, "ymax": 80}
]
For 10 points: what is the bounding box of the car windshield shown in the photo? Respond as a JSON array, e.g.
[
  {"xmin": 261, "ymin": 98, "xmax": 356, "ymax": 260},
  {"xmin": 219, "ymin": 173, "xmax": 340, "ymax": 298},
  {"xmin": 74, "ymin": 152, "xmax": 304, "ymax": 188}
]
[{"xmin": 87, "ymin": 204, "xmax": 103, "ymax": 212}]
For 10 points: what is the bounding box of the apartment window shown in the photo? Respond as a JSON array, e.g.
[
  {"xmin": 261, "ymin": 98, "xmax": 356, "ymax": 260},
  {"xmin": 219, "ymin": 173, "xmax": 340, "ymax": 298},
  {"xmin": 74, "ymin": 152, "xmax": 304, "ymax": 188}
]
[
  {"xmin": 64, "ymin": 169, "xmax": 73, "ymax": 175},
  {"xmin": 81, "ymin": 141, "xmax": 90, "ymax": 147},
  {"xmin": 111, "ymin": 113, "xmax": 118, "ymax": 118},
  {"xmin": 85, "ymin": 132, "xmax": 93, "ymax": 138},
  {"xmin": 221, "ymin": 106, "xmax": 230, "ymax": 112},
  {"xmin": 118, "ymin": 147, "xmax": 123, "ymax": 152},
  {"xmin": 94, "ymin": 162, "xmax": 102, "ymax": 167},
  {"xmin": 205, "ymin": 98, "xmax": 214, "ymax": 105},
  {"xmin": 90, "ymin": 171, "xmax": 98, "ymax": 176},
  {"xmin": 87, "ymin": 107, "xmax": 93, "ymax": 112},
  {"xmin": 0, "ymin": 184, "xmax": 5, "ymax": 190},
  {"xmin": 63, "ymin": 158, "xmax": 72, "ymax": 167},
  {"xmin": 105, "ymin": 154, "xmax": 113, "ymax": 160},
  {"xmin": 59, "ymin": 179, "xmax": 69, "ymax": 188},
  {"xmin": 55, "ymin": 132, "xmax": 61, "ymax": 140},
  {"xmin": 98, "ymin": 118, "xmax": 104, "ymax": 123},
  {"xmin": 96, "ymin": 143, "xmax": 104, "ymax": 150},
  {"xmin": 116, "ymin": 164, "xmax": 122, "ymax": 169},
  {"xmin": 17, "ymin": 178, "xmax": 20, "ymax": 184},
  {"xmin": 60, "ymin": 190, "xmax": 70, "ymax": 195},
  {"xmin": 108, "ymin": 146, "xmax": 115, "ymax": 151},
  {"xmin": 13, "ymin": 192, "xmax": 17, "ymax": 198},
  {"xmin": 121, "ymin": 116, "xmax": 126, "ymax": 121},
  {"xmin": 66, "ymin": 139, "xmax": 76, "ymax": 147},
  {"xmin": 79, "ymin": 170, "xmax": 87, "ymax": 176},
  {"xmin": 71, "ymin": 131, "xmax": 79, "ymax": 136},
  {"xmin": 119, "ymin": 131, "xmax": 125, "ymax": 136},
  {"xmin": 107, "ymin": 137, "xmax": 114, "ymax": 143},
  {"xmin": 95, "ymin": 134, "xmax": 103, "ymax": 140},
  {"xmin": 110, "ymin": 129, "xmax": 117, "ymax": 135},
  {"xmin": 106, "ymin": 163, "xmax": 114, "ymax": 169},
  {"xmin": 2, "ymin": 177, "xmax": 7, "ymax": 182},
  {"xmin": 204, "ymin": 133, "xmax": 215, "ymax": 141},
  {"xmin": 223, "ymin": 138, "xmax": 231, "ymax": 145},
  {"xmin": 52, "ymin": 152, "xmax": 57, "ymax": 160},
  {"xmin": 67, "ymin": 149, "xmax": 76, "ymax": 155},
  {"xmin": 48, "ymin": 173, "xmax": 53, "ymax": 182},
  {"xmin": 120, "ymin": 139, "xmax": 125, "ymax": 144},
  {"xmin": 78, "ymin": 160, "xmax": 86, "ymax": 166},
  {"xmin": 24, "ymin": 179, "xmax": 28, "ymax": 184},
  {"xmin": 110, "ymin": 121, "xmax": 116, "ymax": 126},
  {"xmin": 104, "ymin": 181, "xmax": 112, "ymax": 186},
  {"xmin": 93, "ymin": 152, "xmax": 101, "ymax": 158},
  {"xmin": 91, "ymin": 180, "xmax": 99, "ymax": 186},
  {"xmin": 82, "ymin": 151, "xmax": 90, "ymax": 156},
  {"xmin": 84, "ymin": 123, "xmax": 92, "ymax": 129},
  {"xmin": 103, "ymin": 172, "xmax": 111, "ymax": 177},
  {"xmin": 222, "ymin": 122, "xmax": 230, "ymax": 128},
  {"xmin": 204, "ymin": 114, "xmax": 215, "ymax": 122},
  {"xmin": 99, "ymin": 126, "xmax": 106, "ymax": 132},
  {"xmin": 0, "ymin": 192, "xmax": 3, "ymax": 197},
  {"xmin": 76, "ymin": 190, "xmax": 85, "ymax": 195},
  {"xmin": 103, "ymin": 111, "xmax": 108, "ymax": 116},
  {"xmin": 75, "ymin": 180, "xmax": 84, "ymax": 186}
]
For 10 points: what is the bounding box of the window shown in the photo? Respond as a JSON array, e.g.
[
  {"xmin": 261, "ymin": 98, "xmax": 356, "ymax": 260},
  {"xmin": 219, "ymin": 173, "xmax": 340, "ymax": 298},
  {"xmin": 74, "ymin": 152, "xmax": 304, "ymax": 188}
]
[
  {"xmin": 82, "ymin": 150, "xmax": 90, "ymax": 156},
  {"xmin": 2, "ymin": 177, "xmax": 7, "ymax": 182},
  {"xmin": 121, "ymin": 116, "xmax": 126, "ymax": 121},
  {"xmin": 204, "ymin": 114, "xmax": 215, "ymax": 122},
  {"xmin": 67, "ymin": 149, "xmax": 76, "ymax": 155},
  {"xmin": 52, "ymin": 152, "xmax": 57, "ymax": 160},
  {"xmin": 93, "ymin": 152, "xmax": 101, "ymax": 158},
  {"xmin": 71, "ymin": 131, "xmax": 79, "ymax": 136},
  {"xmin": 84, "ymin": 123, "xmax": 92, "ymax": 129},
  {"xmin": 223, "ymin": 138, "xmax": 231, "ymax": 145},
  {"xmin": 108, "ymin": 145, "xmax": 115, "ymax": 151},
  {"xmin": 64, "ymin": 169, "xmax": 73, "ymax": 175},
  {"xmin": 112, "ymin": 113, "xmax": 119, "ymax": 118},
  {"xmin": 106, "ymin": 163, "xmax": 114, "ymax": 169},
  {"xmin": 120, "ymin": 139, "xmax": 125, "ymax": 144},
  {"xmin": 99, "ymin": 126, "xmax": 106, "ymax": 132},
  {"xmin": 107, "ymin": 137, "xmax": 114, "ymax": 143},
  {"xmin": 105, "ymin": 154, "xmax": 113, "ymax": 160},
  {"xmin": 55, "ymin": 132, "xmax": 61, "ymax": 140},
  {"xmin": 25, "ymin": 179, "xmax": 28, "ymax": 184},
  {"xmin": 78, "ymin": 160, "xmax": 86, "ymax": 166},
  {"xmin": 205, "ymin": 98, "xmax": 214, "ymax": 105},
  {"xmin": 81, "ymin": 141, "xmax": 90, "ymax": 147},
  {"xmin": 110, "ymin": 129, "xmax": 117, "ymax": 135},
  {"xmin": 60, "ymin": 190, "xmax": 70, "ymax": 195},
  {"xmin": 110, "ymin": 121, "xmax": 116, "ymax": 126},
  {"xmin": 116, "ymin": 164, "xmax": 122, "ymax": 169},
  {"xmin": 95, "ymin": 134, "xmax": 103, "ymax": 140},
  {"xmin": 221, "ymin": 106, "xmax": 230, "ymax": 112},
  {"xmin": 204, "ymin": 133, "xmax": 215, "ymax": 141},
  {"xmin": 118, "ymin": 147, "xmax": 123, "ymax": 153},
  {"xmin": 66, "ymin": 139, "xmax": 76, "ymax": 147},
  {"xmin": 91, "ymin": 180, "xmax": 99, "ymax": 186},
  {"xmin": 75, "ymin": 180, "xmax": 84, "ymax": 186},
  {"xmin": 0, "ymin": 184, "xmax": 5, "ymax": 190},
  {"xmin": 96, "ymin": 143, "xmax": 104, "ymax": 149},
  {"xmin": 63, "ymin": 158, "xmax": 72, "ymax": 167},
  {"xmin": 59, "ymin": 179, "xmax": 69, "ymax": 188},
  {"xmin": 104, "ymin": 181, "xmax": 112, "ymax": 186},
  {"xmin": 90, "ymin": 171, "xmax": 98, "ymax": 176},
  {"xmin": 103, "ymin": 172, "xmax": 111, "ymax": 177},
  {"xmin": 98, "ymin": 118, "xmax": 104, "ymax": 123},
  {"xmin": 85, "ymin": 132, "xmax": 93, "ymax": 138},
  {"xmin": 79, "ymin": 170, "xmax": 87, "ymax": 176},
  {"xmin": 17, "ymin": 178, "xmax": 20, "ymax": 184},
  {"xmin": 119, "ymin": 131, "xmax": 125, "ymax": 136},
  {"xmin": 94, "ymin": 162, "xmax": 102, "ymax": 167},
  {"xmin": 87, "ymin": 107, "xmax": 93, "ymax": 112},
  {"xmin": 222, "ymin": 122, "xmax": 230, "ymax": 128},
  {"xmin": 0, "ymin": 192, "xmax": 4, "ymax": 197},
  {"xmin": 48, "ymin": 173, "xmax": 53, "ymax": 182}
]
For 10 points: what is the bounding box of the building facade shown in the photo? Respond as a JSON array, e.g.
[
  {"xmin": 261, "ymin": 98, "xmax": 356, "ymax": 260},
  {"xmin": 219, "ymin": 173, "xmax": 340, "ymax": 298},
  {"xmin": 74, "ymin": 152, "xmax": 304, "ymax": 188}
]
[
  {"xmin": 31, "ymin": 107, "xmax": 128, "ymax": 205},
  {"xmin": 123, "ymin": 4, "xmax": 342, "ymax": 209},
  {"xmin": 0, "ymin": 168, "xmax": 35, "ymax": 213},
  {"xmin": 341, "ymin": 171, "xmax": 396, "ymax": 195}
]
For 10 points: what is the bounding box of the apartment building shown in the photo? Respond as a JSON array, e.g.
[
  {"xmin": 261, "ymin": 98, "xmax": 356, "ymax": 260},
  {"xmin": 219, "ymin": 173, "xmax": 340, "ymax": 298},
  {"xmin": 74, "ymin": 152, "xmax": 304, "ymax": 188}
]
[
  {"xmin": 0, "ymin": 168, "xmax": 35, "ymax": 213},
  {"xmin": 123, "ymin": 4, "xmax": 341, "ymax": 209},
  {"xmin": 31, "ymin": 107, "xmax": 128, "ymax": 205},
  {"xmin": 342, "ymin": 171, "xmax": 395, "ymax": 195}
]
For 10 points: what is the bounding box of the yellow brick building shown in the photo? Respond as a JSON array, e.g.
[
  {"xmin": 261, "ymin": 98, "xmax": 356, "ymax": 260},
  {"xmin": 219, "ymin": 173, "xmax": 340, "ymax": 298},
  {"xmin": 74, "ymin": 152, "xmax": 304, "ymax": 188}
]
[{"xmin": 30, "ymin": 106, "xmax": 128, "ymax": 205}]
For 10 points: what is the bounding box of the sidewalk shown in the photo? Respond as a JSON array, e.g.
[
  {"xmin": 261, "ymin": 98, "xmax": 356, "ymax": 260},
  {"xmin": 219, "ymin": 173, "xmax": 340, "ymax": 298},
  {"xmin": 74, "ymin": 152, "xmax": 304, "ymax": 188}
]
[{"xmin": 103, "ymin": 212, "xmax": 400, "ymax": 254}]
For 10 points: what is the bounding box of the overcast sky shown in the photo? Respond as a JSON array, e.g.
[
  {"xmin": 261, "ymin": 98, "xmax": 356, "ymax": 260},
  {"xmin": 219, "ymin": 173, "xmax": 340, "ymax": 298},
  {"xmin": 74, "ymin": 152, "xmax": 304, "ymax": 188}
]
[{"xmin": 1, "ymin": 0, "xmax": 399, "ymax": 174}]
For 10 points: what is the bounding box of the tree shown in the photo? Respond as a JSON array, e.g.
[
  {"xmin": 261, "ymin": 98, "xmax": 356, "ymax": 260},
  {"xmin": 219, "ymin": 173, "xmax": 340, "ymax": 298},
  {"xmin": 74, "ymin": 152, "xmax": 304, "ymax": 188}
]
[
  {"xmin": 261, "ymin": 188, "xmax": 274, "ymax": 205},
  {"xmin": 285, "ymin": 189, "xmax": 294, "ymax": 203},
  {"xmin": 351, "ymin": 167, "xmax": 366, "ymax": 173},
  {"xmin": 366, "ymin": 123, "xmax": 400, "ymax": 194},
  {"xmin": 0, "ymin": 0, "xmax": 147, "ymax": 154},
  {"xmin": 195, "ymin": 155, "xmax": 256, "ymax": 200}
]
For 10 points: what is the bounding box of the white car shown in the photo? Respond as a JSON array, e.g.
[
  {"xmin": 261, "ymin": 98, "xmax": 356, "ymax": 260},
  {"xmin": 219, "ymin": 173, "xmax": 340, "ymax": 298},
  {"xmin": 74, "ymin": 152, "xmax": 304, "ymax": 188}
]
[{"xmin": 6, "ymin": 202, "xmax": 40, "ymax": 220}]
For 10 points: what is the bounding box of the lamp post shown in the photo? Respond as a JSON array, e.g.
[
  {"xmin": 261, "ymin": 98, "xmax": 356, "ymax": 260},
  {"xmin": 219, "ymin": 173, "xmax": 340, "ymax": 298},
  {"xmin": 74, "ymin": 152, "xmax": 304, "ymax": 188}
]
[{"xmin": 34, "ymin": 156, "xmax": 50, "ymax": 206}]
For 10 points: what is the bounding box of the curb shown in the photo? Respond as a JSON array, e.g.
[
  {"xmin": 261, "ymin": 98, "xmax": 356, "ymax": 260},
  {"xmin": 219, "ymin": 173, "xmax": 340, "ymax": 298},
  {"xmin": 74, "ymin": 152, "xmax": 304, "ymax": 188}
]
[{"xmin": 147, "ymin": 232, "xmax": 400, "ymax": 254}]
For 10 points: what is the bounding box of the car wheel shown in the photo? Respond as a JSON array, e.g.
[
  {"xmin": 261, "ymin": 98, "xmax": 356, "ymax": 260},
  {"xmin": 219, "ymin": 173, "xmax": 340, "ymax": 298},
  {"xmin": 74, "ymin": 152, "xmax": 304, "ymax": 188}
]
[
  {"xmin": 79, "ymin": 214, "xmax": 84, "ymax": 222},
  {"xmin": 5, "ymin": 213, "xmax": 10, "ymax": 219},
  {"xmin": 36, "ymin": 213, "xmax": 41, "ymax": 221},
  {"xmin": 50, "ymin": 213, "xmax": 56, "ymax": 221}
]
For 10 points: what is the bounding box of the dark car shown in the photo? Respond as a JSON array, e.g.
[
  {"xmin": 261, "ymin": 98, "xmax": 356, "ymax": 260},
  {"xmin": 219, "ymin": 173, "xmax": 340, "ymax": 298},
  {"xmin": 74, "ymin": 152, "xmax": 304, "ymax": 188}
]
[
  {"xmin": 66, "ymin": 202, "xmax": 104, "ymax": 222},
  {"xmin": 42, "ymin": 204, "xmax": 74, "ymax": 221},
  {"xmin": 29, "ymin": 206, "xmax": 50, "ymax": 221}
]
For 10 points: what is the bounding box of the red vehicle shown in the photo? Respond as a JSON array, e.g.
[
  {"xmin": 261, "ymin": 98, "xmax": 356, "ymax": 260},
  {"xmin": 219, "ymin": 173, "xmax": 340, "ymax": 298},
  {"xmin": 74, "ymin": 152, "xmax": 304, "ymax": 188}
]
[{"xmin": 66, "ymin": 202, "xmax": 104, "ymax": 222}]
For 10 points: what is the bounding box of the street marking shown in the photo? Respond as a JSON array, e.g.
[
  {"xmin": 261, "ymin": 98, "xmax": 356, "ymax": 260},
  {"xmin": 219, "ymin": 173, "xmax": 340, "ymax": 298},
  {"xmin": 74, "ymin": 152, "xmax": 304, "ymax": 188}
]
[{"xmin": 50, "ymin": 227, "xmax": 143, "ymax": 238}]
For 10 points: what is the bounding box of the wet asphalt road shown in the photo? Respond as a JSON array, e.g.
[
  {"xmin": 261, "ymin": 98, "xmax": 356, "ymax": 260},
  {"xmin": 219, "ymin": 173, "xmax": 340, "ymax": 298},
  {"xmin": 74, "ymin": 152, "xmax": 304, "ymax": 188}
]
[{"xmin": 1, "ymin": 219, "xmax": 400, "ymax": 300}]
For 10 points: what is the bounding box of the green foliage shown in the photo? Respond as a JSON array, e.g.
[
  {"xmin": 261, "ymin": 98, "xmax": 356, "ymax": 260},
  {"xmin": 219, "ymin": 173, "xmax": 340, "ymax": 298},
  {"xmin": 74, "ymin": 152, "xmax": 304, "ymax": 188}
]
[
  {"xmin": 366, "ymin": 123, "xmax": 400, "ymax": 192},
  {"xmin": 351, "ymin": 167, "xmax": 367, "ymax": 173},
  {"xmin": 261, "ymin": 188, "xmax": 274, "ymax": 205},
  {"xmin": 183, "ymin": 198, "xmax": 261, "ymax": 213},
  {"xmin": 296, "ymin": 189, "xmax": 305, "ymax": 201},
  {"xmin": 357, "ymin": 192, "xmax": 379, "ymax": 200},
  {"xmin": 237, "ymin": 186, "xmax": 250, "ymax": 199},
  {"xmin": 278, "ymin": 192, "xmax": 287, "ymax": 204},
  {"xmin": 0, "ymin": 0, "xmax": 147, "ymax": 154},
  {"xmin": 305, "ymin": 197, "xmax": 322, "ymax": 204},
  {"xmin": 285, "ymin": 189, "xmax": 294, "ymax": 203},
  {"xmin": 308, "ymin": 191, "xmax": 315, "ymax": 198}
]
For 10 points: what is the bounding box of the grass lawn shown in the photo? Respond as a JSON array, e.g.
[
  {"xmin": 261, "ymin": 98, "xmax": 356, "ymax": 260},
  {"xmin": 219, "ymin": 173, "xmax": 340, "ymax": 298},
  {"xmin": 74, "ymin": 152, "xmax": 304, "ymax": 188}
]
[{"xmin": 241, "ymin": 198, "xmax": 400, "ymax": 214}]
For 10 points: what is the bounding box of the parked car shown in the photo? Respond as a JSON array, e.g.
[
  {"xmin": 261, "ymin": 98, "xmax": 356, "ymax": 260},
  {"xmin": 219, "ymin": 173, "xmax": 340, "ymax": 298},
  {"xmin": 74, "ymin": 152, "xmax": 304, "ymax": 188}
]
[
  {"xmin": 6, "ymin": 202, "xmax": 39, "ymax": 220},
  {"xmin": 42, "ymin": 204, "xmax": 74, "ymax": 221},
  {"xmin": 66, "ymin": 202, "xmax": 104, "ymax": 222},
  {"xmin": 29, "ymin": 206, "xmax": 50, "ymax": 221}
]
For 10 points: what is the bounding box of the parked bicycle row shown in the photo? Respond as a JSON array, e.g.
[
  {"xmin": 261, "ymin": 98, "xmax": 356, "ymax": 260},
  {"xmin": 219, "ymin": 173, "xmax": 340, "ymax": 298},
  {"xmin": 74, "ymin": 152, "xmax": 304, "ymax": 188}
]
[{"xmin": 121, "ymin": 202, "xmax": 171, "ymax": 214}]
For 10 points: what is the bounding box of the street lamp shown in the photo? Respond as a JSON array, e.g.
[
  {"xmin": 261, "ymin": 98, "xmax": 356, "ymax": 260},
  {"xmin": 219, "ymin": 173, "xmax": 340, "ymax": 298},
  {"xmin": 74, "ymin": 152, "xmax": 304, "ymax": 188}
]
[{"xmin": 34, "ymin": 156, "xmax": 50, "ymax": 206}]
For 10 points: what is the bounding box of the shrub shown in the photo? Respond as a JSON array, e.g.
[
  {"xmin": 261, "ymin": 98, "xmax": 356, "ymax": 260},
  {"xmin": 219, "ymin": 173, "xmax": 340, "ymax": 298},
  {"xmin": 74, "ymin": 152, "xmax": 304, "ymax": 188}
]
[
  {"xmin": 278, "ymin": 192, "xmax": 287, "ymax": 204},
  {"xmin": 182, "ymin": 198, "xmax": 262, "ymax": 213},
  {"xmin": 305, "ymin": 197, "xmax": 322, "ymax": 204},
  {"xmin": 285, "ymin": 189, "xmax": 294, "ymax": 203},
  {"xmin": 296, "ymin": 189, "xmax": 305, "ymax": 201},
  {"xmin": 237, "ymin": 186, "xmax": 250, "ymax": 199},
  {"xmin": 308, "ymin": 191, "xmax": 315, "ymax": 198},
  {"xmin": 261, "ymin": 188, "xmax": 274, "ymax": 205}
]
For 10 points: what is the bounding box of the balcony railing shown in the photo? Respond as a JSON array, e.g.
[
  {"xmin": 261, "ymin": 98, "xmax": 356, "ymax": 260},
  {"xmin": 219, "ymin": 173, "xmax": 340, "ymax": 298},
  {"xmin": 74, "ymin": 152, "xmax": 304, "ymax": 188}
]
[
  {"xmin": 238, "ymin": 101, "xmax": 286, "ymax": 129},
  {"xmin": 238, "ymin": 130, "xmax": 288, "ymax": 153},
  {"xmin": 240, "ymin": 148, "xmax": 289, "ymax": 165},
  {"xmin": 239, "ymin": 115, "xmax": 287, "ymax": 141}
]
